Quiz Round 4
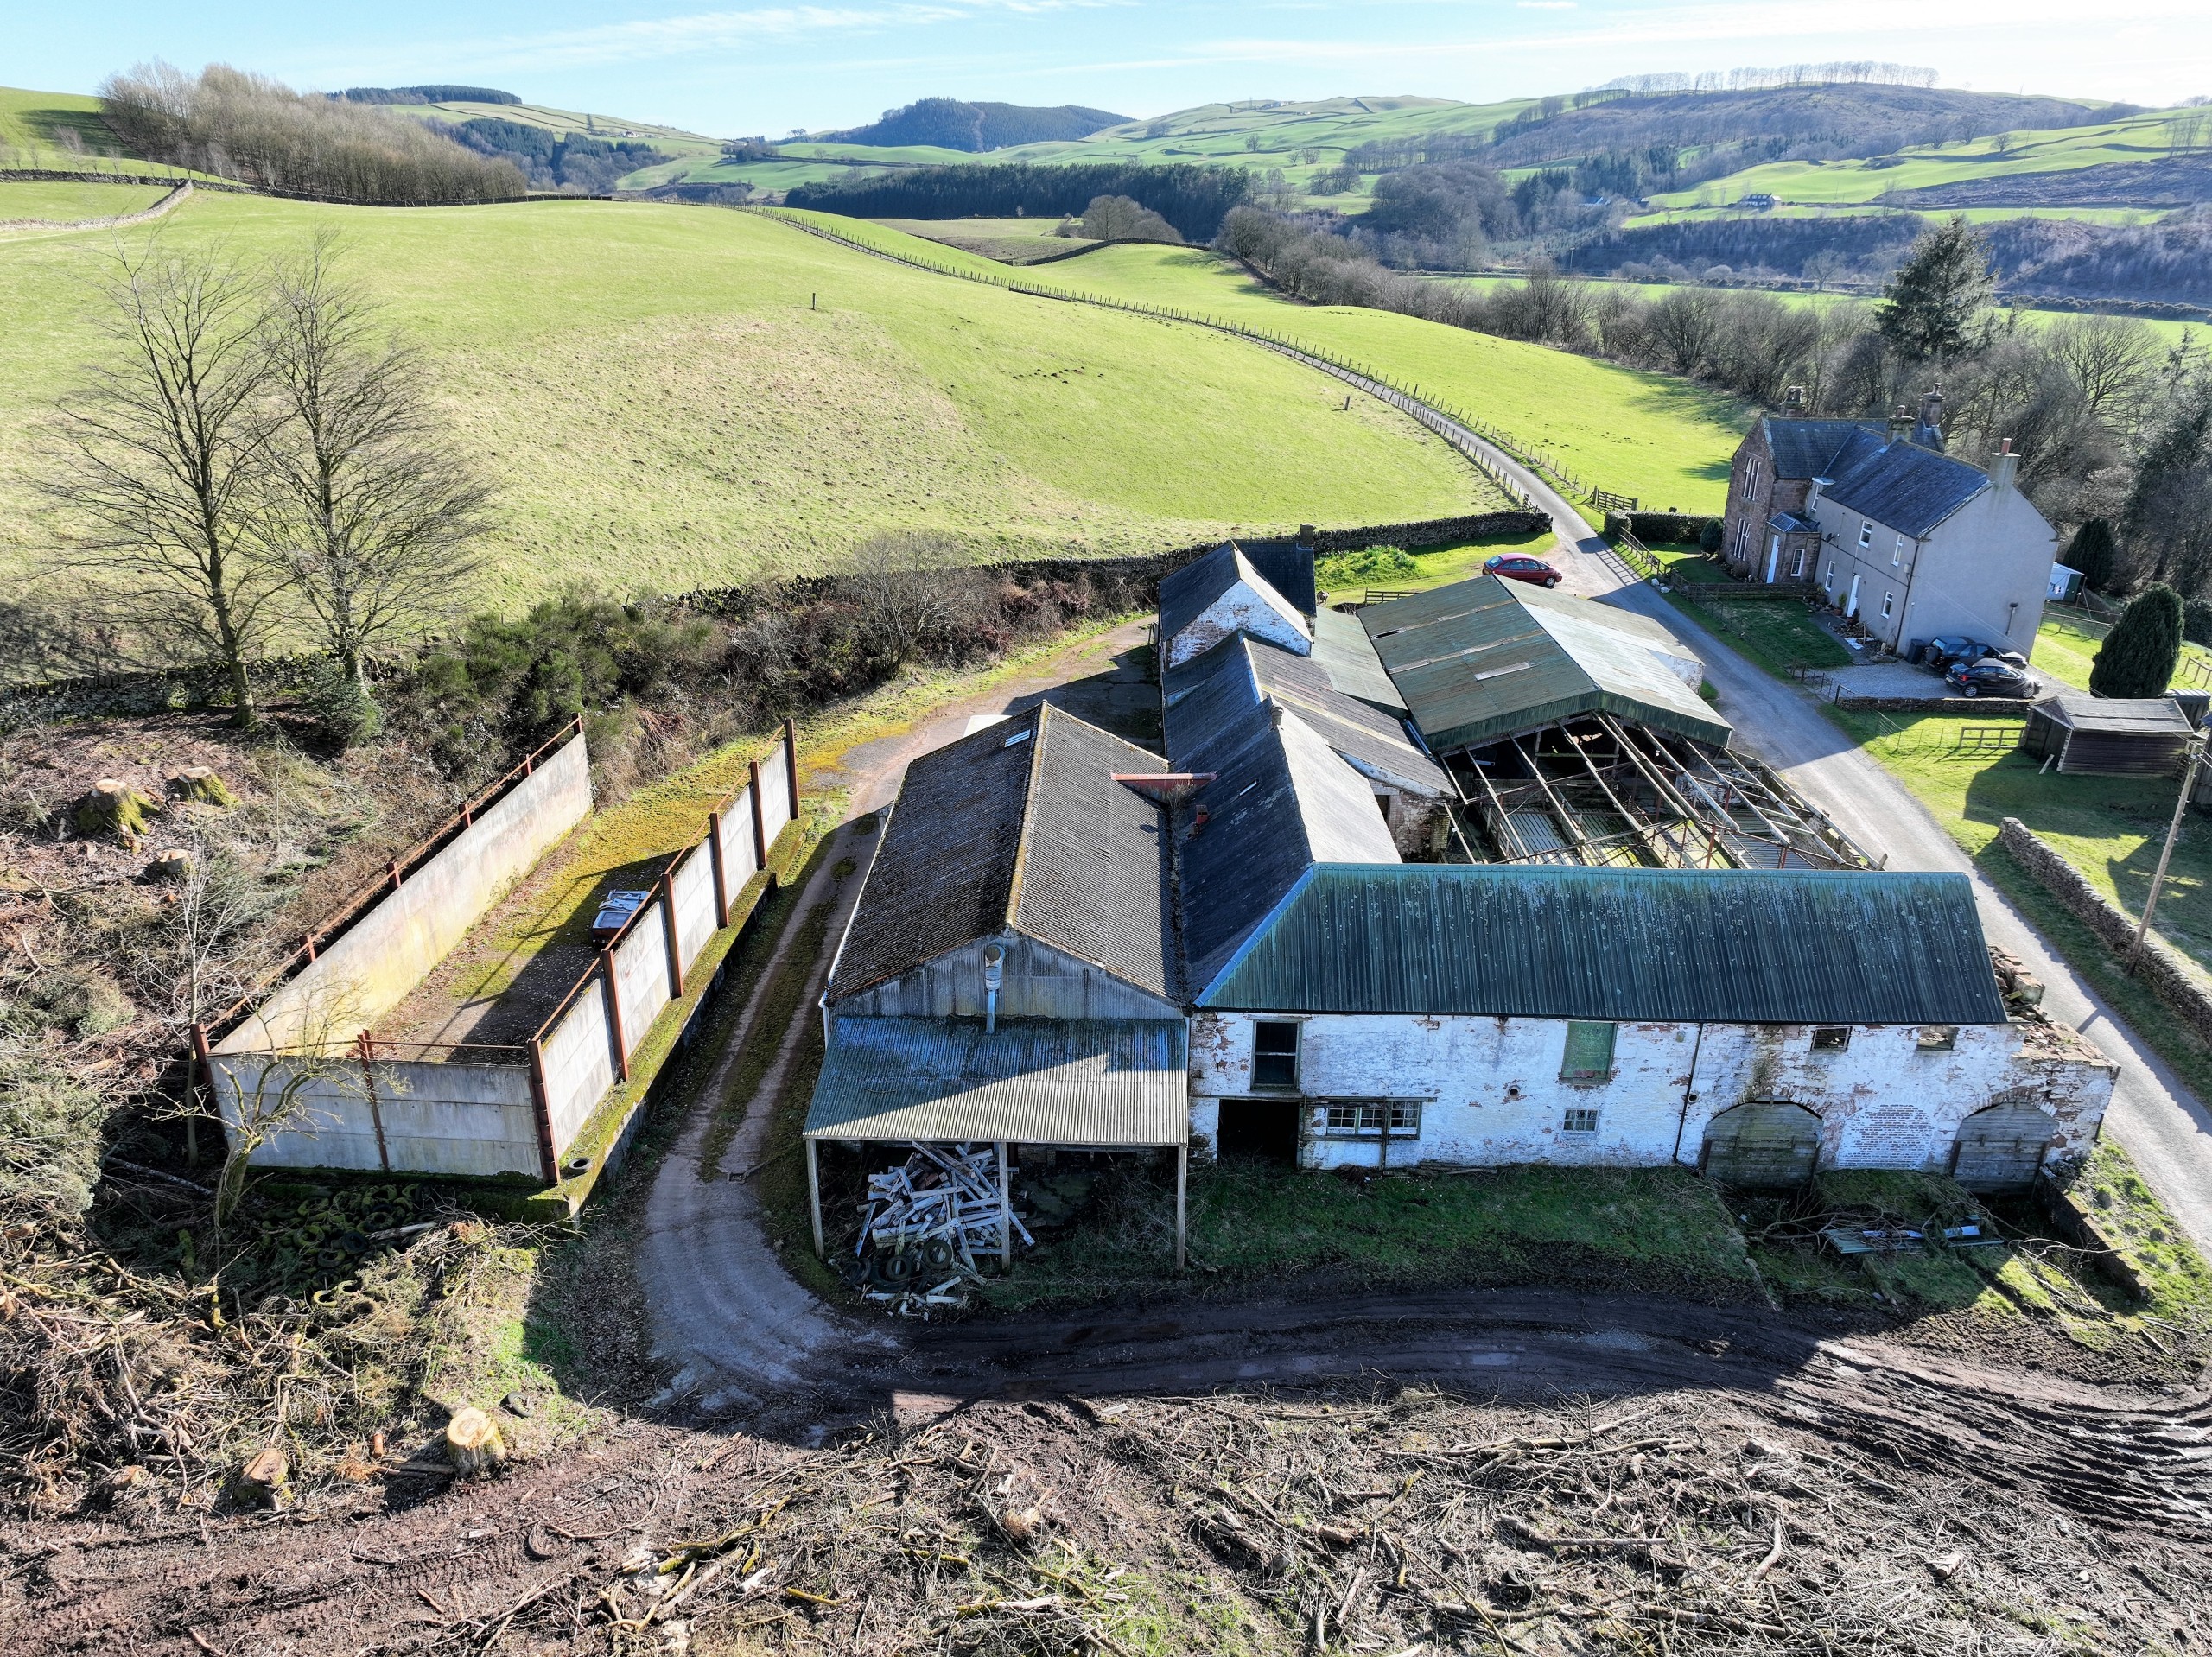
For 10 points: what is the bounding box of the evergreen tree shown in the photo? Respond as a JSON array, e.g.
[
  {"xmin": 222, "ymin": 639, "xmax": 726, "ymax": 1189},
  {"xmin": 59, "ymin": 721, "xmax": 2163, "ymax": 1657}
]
[
  {"xmin": 2064, "ymin": 517, "xmax": 2117, "ymax": 590},
  {"xmin": 2089, "ymin": 582, "xmax": 2184, "ymax": 698},
  {"xmin": 1877, "ymin": 216, "xmax": 1995, "ymax": 363}
]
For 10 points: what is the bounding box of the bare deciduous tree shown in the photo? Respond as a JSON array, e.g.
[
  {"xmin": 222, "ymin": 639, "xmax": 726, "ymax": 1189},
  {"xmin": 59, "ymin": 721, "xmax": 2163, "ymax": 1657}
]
[
  {"xmin": 41, "ymin": 239, "xmax": 289, "ymax": 726},
  {"xmin": 842, "ymin": 530, "xmax": 985, "ymax": 669},
  {"xmin": 261, "ymin": 233, "xmax": 492, "ymax": 696}
]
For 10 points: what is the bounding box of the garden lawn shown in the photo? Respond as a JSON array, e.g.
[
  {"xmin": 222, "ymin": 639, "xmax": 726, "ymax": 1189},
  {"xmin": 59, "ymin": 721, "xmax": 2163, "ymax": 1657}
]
[
  {"xmin": 886, "ymin": 236, "xmax": 1751, "ymax": 514},
  {"xmin": 0, "ymin": 194, "xmax": 1484, "ymax": 613},
  {"xmin": 2032, "ymin": 613, "xmax": 2212, "ymax": 693},
  {"xmin": 1668, "ymin": 591, "xmax": 1852, "ymax": 676}
]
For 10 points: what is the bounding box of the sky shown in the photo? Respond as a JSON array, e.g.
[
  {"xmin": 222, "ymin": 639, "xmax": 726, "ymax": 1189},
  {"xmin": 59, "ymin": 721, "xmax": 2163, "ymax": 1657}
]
[{"xmin": 10, "ymin": 0, "xmax": 2212, "ymax": 138}]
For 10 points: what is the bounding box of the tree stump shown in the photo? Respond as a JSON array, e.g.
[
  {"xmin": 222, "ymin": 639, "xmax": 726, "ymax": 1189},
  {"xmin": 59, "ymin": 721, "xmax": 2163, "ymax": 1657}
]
[
  {"xmin": 144, "ymin": 848, "xmax": 194, "ymax": 885},
  {"xmin": 444, "ymin": 1407, "xmax": 507, "ymax": 1476},
  {"xmin": 165, "ymin": 766, "xmax": 236, "ymax": 809},
  {"xmin": 238, "ymin": 1446, "xmax": 289, "ymax": 1508},
  {"xmin": 73, "ymin": 779, "xmax": 157, "ymax": 840}
]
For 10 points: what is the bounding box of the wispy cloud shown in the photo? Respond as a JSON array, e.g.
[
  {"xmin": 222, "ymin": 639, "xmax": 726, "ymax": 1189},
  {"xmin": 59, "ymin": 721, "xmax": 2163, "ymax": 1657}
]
[
  {"xmin": 469, "ymin": 0, "xmax": 1116, "ymax": 69},
  {"xmin": 1516, "ymin": 3, "xmax": 1576, "ymax": 10}
]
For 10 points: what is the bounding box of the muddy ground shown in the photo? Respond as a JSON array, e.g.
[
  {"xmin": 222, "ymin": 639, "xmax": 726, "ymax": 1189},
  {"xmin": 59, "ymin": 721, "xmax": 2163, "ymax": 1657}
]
[{"xmin": 6, "ymin": 1286, "xmax": 2210, "ymax": 1654}]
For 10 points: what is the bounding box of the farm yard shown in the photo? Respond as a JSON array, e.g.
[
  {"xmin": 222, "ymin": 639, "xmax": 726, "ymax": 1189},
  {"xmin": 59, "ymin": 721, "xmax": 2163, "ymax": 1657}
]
[{"xmin": 0, "ymin": 188, "xmax": 1494, "ymax": 613}]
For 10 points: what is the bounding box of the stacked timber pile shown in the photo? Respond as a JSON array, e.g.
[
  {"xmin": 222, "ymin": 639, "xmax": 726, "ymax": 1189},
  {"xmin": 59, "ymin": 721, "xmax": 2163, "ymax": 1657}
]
[{"xmin": 848, "ymin": 1144, "xmax": 1033, "ymax": 1316}]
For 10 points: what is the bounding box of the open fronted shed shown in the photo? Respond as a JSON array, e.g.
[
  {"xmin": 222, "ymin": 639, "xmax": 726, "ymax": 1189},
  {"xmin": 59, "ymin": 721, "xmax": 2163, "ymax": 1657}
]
[{"xmin": 2022, "ymin": 695, "xmax": 2192, "ymax": 777}]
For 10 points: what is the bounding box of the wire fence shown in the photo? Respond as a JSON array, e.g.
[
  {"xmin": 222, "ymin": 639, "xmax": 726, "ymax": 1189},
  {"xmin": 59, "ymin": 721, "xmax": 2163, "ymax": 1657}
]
[{"xmin": 744, "ymin": 206, "xmax": 1633, "ymax": 516}]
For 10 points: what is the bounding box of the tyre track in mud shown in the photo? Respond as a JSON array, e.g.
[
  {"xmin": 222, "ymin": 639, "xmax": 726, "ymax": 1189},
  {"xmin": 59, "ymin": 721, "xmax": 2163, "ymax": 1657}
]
[{"xmin": 12, "ymin": 1292, "xmax": 2211, "ymax": 1653}]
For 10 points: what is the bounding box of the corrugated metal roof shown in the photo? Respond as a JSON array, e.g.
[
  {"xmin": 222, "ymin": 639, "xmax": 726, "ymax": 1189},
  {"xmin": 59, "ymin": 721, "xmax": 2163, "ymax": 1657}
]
[
  {"xmin": 1819, "ymin": 429, "xmax": 1989, "ymax": 539},
  {"xmin": 804, "ymin": 1017, "xmax": 1187, "ymax": 1145},
  {"xmin": 828, "ymin": 705, "xmax": 1173, "ymax": 1000},
  {"xmin": 1157, "ymin": 543, "xmax": 1310, "ymax": 657},
  {"xmin": 2037, "ymin": 695, "xmax": 2193, "ymax": 734},
  {"xmin": 1198, "ymin": 864, "xmax": 2010, "ymax": 1025},
  {"xmin": 1309, "ymin": 607, "xmax": 1405, "ymax": 711},
  {"xmin": 1359, "ymin": 575, "xmax": 1731, "ymax": 752}
]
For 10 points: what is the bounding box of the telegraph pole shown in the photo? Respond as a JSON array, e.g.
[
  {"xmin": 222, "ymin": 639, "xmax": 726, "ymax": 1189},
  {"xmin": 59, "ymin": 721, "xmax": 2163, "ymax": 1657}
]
[{"xmin": 2132, "ymin": 728, "xmax": 2207, "ymax": 970}]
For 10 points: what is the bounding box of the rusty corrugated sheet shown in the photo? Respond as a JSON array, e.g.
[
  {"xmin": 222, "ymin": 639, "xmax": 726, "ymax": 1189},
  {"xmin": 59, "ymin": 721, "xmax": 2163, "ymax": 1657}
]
[
  {"xmin": 804, "ymin": 1017, "xmax": 1187, "ymax": 1146},
  {"xmin": 1198, "ymin": 863, "xmax": 2010, "ymax": 1025}
]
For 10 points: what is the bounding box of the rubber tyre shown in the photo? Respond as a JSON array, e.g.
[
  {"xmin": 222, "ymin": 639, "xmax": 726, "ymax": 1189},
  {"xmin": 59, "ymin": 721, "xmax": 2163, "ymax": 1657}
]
[
  {"xmin": 1545, "ymin": 577, "xmax": 1560, "ymax": 587},
  {"xmin": 922, "ymin": 1238, "xmax": 955, "ymax": 1271},
  {"xmin": 881, "ymin": 1249, "xmax": 918, "ymax": 1285},
  {"xmin": 1961, "ymin": 684, "xmax": 1980, "ymax": 697}
]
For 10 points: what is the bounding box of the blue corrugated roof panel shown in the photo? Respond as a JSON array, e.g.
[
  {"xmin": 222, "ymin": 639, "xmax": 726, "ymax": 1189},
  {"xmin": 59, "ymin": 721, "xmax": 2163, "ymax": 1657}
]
[{"xmin": 1198, "ymin": 864, "xmax": 2009, "ymax": 1025}]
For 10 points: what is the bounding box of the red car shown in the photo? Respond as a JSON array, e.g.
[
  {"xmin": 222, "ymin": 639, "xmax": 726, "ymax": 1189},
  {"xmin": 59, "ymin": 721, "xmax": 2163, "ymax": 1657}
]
[{"xmin": 1484, "ymin": 553, "xmax": 1561, "ymax": 588}]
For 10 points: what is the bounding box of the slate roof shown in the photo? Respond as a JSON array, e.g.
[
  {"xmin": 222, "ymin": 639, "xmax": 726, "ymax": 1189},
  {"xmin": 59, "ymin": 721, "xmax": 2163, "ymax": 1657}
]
[
  {"xmin": 804, "ymin": 1016, "xmax": 1187, "ymax": 1146},
  {"xmin": 1359, "ymin": 575, "xmax": 1729, "ymax": 753},
  {"xmin": 1165, "ymin": 633, "xmax": 1446, "ymax": 797},
  {"xmin": 1157, "ymin": 543, "xmax": 1310, "ymax": 657},
  {"xmin": 1199, "ymin": 864, "xmax": 2010, "ymax": 1024},
  {"xmin": 2034, "ymin": 695, "xmax": 2193, "ymax": 735},
  {"xmin": 1762, "ymin": 417, "xmax": 1883, "ymax": 480},
  {"xmin": 1819, "ymin": 429, "xmax": 1990, "ymax": 539},
  {"xmin": 827, "ymin": 703, "xmax": 1173, "ymax": 1000},
  {"xmin": 1240, "ymin": 540, "xmax": 1319, "ymax": 618},
  {"xmin": 1178, "ymin": 701, "xmax": 1401, "ymax": 994}
]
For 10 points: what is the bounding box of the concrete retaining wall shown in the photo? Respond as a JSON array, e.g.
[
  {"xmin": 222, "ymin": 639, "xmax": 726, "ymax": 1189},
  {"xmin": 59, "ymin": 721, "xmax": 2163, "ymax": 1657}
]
[
  {"xmin": 1998, "ymin": 816, "xmax": 2212, "ymax": 1044},
  {"xmin": 541, "ymin": 987, "xmax": 617, "ymax": 1158},
  {"xmin": 216, "ymin": 733, "xmax": 593, "ymax": 1055},
  {"xmin": 207, "ymin": 1056, "xmax": 541, "ymax": 1178}
]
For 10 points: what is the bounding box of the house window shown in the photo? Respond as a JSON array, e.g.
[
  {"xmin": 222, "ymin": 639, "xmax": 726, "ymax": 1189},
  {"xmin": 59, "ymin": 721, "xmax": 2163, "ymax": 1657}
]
[
  {"xmin": 1917, "ymin": 1026, "xmax": 1960, "ymax": 1052},
  {"xmin": 1251, "ymin": 1021, "xmax": 1300, "ymax": 1089},
  {"xmin": 1322, "ymin": 1101, "xmax": 1421, "ymax": 1137},
  {"xmin": 1789, "ymin": 547, "xmax": 1807, "ymax": 579},
  {"xmin": 1881, "ymin": 593, "xmax": 1896, "ymax": 619},
  {"xmin": 1560, "ymin": 1020, "xmax": 1617, "ymax": 1082},
  {"xmin": 1858, "ymin": 520, "xmax": 1874, "ymax": 549},
  {"xmin": 1563, "ymin": 1107, "xmax": 1601, "ymax": 1134},
  {"xmin": 1810, "ymin": 1026, "xmax": 1852, "ymax": 1052},
  {"xmin": 1823, "ymin": 562, "xmax": 1834, "ymax": 593},
  {"xmin": 1893, "ymin": 535, "xmax": 1906, "ymax": 567}
]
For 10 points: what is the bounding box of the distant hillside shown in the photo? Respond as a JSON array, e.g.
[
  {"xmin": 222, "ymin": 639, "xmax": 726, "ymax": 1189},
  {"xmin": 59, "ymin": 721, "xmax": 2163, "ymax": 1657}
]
[
  {"xmin": 823, "ymin": 98, "xmax": 1128, "ymax": 152},
  {"xmin": 340, "ymin": 85, "xmax": 518, "ymax": 105}
]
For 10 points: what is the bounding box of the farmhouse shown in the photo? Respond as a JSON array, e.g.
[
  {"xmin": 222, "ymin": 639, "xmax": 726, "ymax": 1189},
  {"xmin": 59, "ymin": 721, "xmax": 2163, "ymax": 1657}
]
[
  {"xmin": 1719, "ymin": 388, "xmax": 2058, "ymax": 657},
  {"xmin": 805, "ymin": 542, "xmax": 2115, "ymax": 1253}
]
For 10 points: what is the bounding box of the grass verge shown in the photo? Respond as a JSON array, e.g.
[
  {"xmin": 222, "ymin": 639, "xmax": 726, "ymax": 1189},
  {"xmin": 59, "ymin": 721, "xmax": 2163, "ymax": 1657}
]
[
  {"xmin": 969, "ymin": 1161, "xmax": 1763, "ymax": 1312},
  {"xmin": 696, "ymin": 884, "xmax": 842, "ymax": 1178}
]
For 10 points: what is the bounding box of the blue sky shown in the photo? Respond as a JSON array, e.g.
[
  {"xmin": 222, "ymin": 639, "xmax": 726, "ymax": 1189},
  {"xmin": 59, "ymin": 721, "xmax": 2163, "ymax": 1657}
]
[{"xmin": 12, "ymin": 0, "xmax": 2210, "ymax": 137}]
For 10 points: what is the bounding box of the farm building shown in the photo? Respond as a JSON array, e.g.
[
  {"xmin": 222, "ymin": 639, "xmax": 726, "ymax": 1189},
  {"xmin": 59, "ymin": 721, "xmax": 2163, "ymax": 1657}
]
[
  {"xmin": 2021, "ymin": 695, "xmax": 2195, "ymax": 777},
  {"xmin": 806, "ymin": 540, "xmax": 2116, "ymax": 1257},
  {"xmin": 1719, "ymin": 387, "xmax": 2058, "ymax": 658}
]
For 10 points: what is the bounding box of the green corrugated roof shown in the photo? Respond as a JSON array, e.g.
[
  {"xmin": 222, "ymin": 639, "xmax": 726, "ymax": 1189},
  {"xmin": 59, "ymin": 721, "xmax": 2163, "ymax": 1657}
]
[
  {"xmin": 1308, "ymin": 608, "xmax": 1405, "ymax": 711},
  {"xmin": 804, "ymin": 1018, "xmax": 1187, "ymax": 1146},
  {"xmin": 1359, "ymin": 575, "xmax": 1731, "ymax": 752},
  {"xmin": 1199, "ymin": 864, "xmax": 2009, "ymax": 1025}
]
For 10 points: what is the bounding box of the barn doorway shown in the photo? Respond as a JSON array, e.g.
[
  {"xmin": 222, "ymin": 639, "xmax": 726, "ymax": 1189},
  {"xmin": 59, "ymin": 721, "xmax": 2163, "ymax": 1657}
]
[
  {"xmin": 1216, "ymin": 1098, "xmax": 1301, "ymax": 1165},
  {"xmin": 1701, "ymin": 1101, "xmax": 1821, "ymax": 1188},
  {"xmin": 1950, "ymin": 1099, "xmax": 2057, "ymax": 1191}
]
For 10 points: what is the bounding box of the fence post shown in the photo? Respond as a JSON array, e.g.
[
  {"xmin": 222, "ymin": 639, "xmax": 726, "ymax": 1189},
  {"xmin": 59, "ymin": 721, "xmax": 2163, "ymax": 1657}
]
[
  {"xmin": 708, "ymin": 810, "xmax": 730, "ymax": 927},
  {"xmin": 601, "ymin": 949, "xmax": 629, "ymax": 1083},
  {"xmin": 659, "ymin": 872, "xmax": 683, "ymax": 999},
  {"xmin": 749, "ymin": 759, "xmax": 769, "ymax": 871},
  {"xmin": 782, "ymin": 718, "xmax": 801, "ymax": 824}
]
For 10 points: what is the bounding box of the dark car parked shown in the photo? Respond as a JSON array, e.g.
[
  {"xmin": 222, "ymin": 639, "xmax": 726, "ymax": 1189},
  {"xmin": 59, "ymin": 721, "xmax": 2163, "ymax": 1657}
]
[
  {"xmin": 1945, "ymin": 659, "xmax": 2034, "ymax": 698},
  {"xmin": 1484, "ymin": 554, "xmax": 1561, "ymax": 589},
  {"xmin": 1922, "ymin": 636, "xmax": 2026, "ymax": 673}
]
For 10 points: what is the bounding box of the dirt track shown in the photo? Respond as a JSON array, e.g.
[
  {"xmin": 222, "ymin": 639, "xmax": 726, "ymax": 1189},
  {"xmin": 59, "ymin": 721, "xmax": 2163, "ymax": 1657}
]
[{"xmin": 10, "ymin": 1287, "xmax": 2210, "ymax": 1654}]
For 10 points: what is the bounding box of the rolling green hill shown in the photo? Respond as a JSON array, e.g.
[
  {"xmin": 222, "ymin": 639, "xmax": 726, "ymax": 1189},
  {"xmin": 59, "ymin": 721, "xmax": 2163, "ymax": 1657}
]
[
  {"xmin": 0, "ymin": 85, "xmax": 194, "ymax": 175},
  {"xmin": 0, "ymin": 190, "xmax": 1494, "ymax": 613}
]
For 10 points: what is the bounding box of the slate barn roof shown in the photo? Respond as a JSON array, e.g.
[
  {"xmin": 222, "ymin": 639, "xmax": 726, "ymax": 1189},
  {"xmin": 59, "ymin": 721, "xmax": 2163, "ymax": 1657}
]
[
  {"xmin": 1818, "ymin": 429, "xmax": 1989, "ymax": 539},
  {"xmin": 1358, "ymin": 575, "xmax": 1728, "ymax": 753},
  {"xmin": 1199, "ymin": 864, "xmax": 2010, "ymax": 1025},
  {"xmin": 1761, "ymin": 417, "xmax": 1882, "ymax": 480},
  {"xmin": 804, "ymin": 1016, "xmax": 1188, "ymax": 1146},
  {"xmin": 827, "ymin": 704, "xmax": 1174, "ymax": 1000},
  {"xmin": 1156, "ymin": 543, "xmax": 1310, "ymax": 654}
]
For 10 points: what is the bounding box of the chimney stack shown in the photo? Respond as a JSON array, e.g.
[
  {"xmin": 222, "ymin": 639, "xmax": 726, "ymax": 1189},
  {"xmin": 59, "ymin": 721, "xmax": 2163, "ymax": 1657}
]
[
  {"xmin": 1781, "ymin": 384, "xmax": 1805, "ymax": 414},
  {"xmin": 1296, "ymin": 523, "xmax": 1315, "ymax": 552},
  {"xmin": 1887, "ymin": 404, "xmax": 1913, "ymax": 444},
  {"xmin": 1990, "ymin": 438, "xmax": 2018, "ymax": 493},
  {"xmin": 1914, "ymin": 383, "xmax": 1946, "ymax": 450}
]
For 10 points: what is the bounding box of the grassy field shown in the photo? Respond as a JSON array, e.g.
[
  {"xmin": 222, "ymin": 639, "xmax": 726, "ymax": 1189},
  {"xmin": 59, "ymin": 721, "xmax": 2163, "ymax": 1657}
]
[
  {"xmin": 1647, "ymin": 102, "xmax": 2207, "ymax": 211},
  {"xmin": 850, "ymin": 231, "xmax": 1750, "ymax": 511},
  {"xmin": 2031, "ymin": 611, "xmax": 2212, "ymax": 692},
  {"xmin": 871, "ymin": 215, "xmax": 1095, "ymax": 263},
  {"xmin": 0, "ymin": 181, "xmax": 172, "ymax": 223},
  {"xmin": 0, "ymin": 192, "xmax": 1491, "ymax": 612}
]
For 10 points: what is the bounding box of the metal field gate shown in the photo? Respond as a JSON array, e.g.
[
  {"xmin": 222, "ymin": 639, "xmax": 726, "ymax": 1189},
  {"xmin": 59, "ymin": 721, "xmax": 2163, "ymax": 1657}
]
[
  {"xmin": 1949, "ymin": 1099, "xmax": 2058, "ymax": 1191},
  {"xmin": 1700, "ymin": 1101, "xmax": 1821, "ymax": 1188}
]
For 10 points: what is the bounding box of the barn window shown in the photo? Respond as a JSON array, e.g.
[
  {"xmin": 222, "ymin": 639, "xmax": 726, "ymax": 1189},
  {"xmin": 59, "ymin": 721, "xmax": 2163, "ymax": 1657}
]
[
  {"xmin": 1560, "ymin": 1020, "xmax": 1617, "ymax": 1082},
  {"xmin": 1323, "ymin": 1101, "xmax": 1420, "ymax": 1137},
  {"xmin": 1917, "ymin": 1025, "xmax": 1959, "ymax": 1051},
  {"xmin": 1563, "ymin": 1107, "xmax": 1601, "ymax": 1134},
  {"xmin": 1810, "ymin": 1026, "xmax": 1852, "ymax": 1052},
  {"xmin": 1251, "ymin": 1021, "xmax": 1300, "ymax": 1089}
]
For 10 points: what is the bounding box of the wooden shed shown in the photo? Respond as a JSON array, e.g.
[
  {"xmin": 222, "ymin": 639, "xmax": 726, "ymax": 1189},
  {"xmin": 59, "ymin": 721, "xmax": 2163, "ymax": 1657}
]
[{"xmin": 2021, "ymin": 695, "xmax": 2193, "ymax": 777}]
